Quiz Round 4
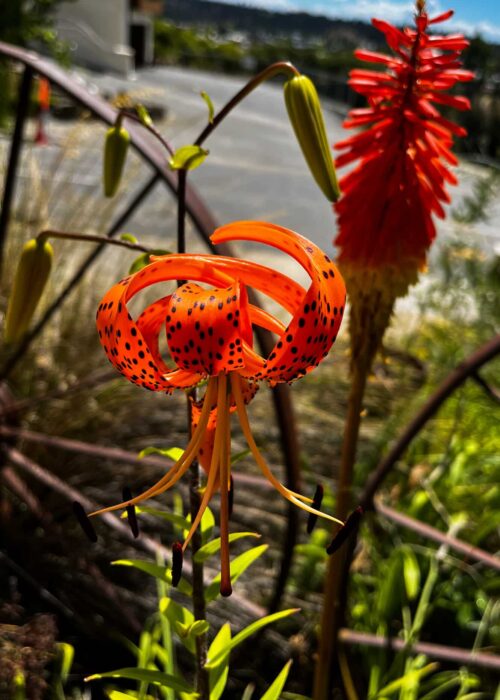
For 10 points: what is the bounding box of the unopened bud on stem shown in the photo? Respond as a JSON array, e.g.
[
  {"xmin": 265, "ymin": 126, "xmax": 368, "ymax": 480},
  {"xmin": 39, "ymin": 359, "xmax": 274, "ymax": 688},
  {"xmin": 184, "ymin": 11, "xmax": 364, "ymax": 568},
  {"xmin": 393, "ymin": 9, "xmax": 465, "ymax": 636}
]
[
  {"xmin": 4, "ymin": 236, "xmax": 53, "ymax": 343},
  {"xmin": 103, "ymin": 119, "xmax": 130, "ymax": 197},
  {"xmin": 284, "ymin": 74, "xmax": 340, "ymax": 202}
]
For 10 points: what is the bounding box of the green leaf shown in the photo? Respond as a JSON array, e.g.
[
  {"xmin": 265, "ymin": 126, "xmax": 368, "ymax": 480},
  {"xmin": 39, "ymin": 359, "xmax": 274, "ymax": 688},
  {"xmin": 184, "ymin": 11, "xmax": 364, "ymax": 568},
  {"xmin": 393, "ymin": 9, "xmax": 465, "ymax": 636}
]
[
  {"xmin": 242, "ymin": 685, "xmax": 255, "ymax": 700},
  {"xmin": 121, "ymin": 506, "xmax": 189, "ymax": 531},
  {"xmin": 138, "ymin": 630, "xmax": 153, "ymax": 670},
  {"xmin": 260, "ymin": 660, "xmax": 292, "ymax": 700},
  {"xmin": 106, "ymin": 692, "xmax": 138, "ymax": 700},
  {"xmin": 185, "ymin": 506, "xmax": 215, "ymax": 544},
  {"xmin": 190, "ymin": 620, "xmax": 210, "ymax": 637},
  {"xmin": 231, "ymin": 449, "xmax": 251, "ymax": 465},
  {"xmin": 12, "ymin": 672, "xmax": 25, "ymax": 700},
  {"xmin": 376, "ymin": 663, "xmax": 439, "ymax": 697},
  {"xmin": 282, "ymin": 694, "xmax": 312, "ymax": 700},
  {"xmin": 175, "ymin": 621, "xmax": 191, "ymax": 638},
  {"xmin": 169, "ymin": 145, "xmax": 209, "ymax": 172},
  {"xmin": 111, "ymin": 559, "xmax": 192, "ymax": 596},
  {"xmin": 201, "ymin": 507, "xmax": 215, "ymax": 542},
  {"xmin": 120, "ymin": 233, "xmax": 138, "ymax": 244},
  {"xmin": 129, "ymin": 250, "xmax": 171, "ymax": 275},
  {"xmin": 139, "ymin": 446, "xmax": 184, "ymax": 461},
  {"xmin": 200, "ymin": 91, "xmax": 215, "ymax": 123},
  {"xmin": 294, "ymin": 543, "xmax": 327, "ymax": 559},
  {"xmin": 85, "ymin": 668, "xmax": 194, "ymax": 694},
  {"xmin": 402, "ymin": 547, "xmax": 421, "ymax": 601},
  {"xmin": 376, "ymin": 552, "xmax": 404, "ymax": 622},
  {"xmin": 136, "ymin": 104, "xmax": 153, "ymax": 127},
  {"xmin": 160, "ymin": 598, "xmax": 195, "ymax": 653},
  {"xmin": 153, "ymin": 643, "xmax": 171, "ymax": 672},
  {"xmin": 205, "ymin": 609, "xmax": 299, "ymax": 669},
  {"xmin": 417, "ymin": 678, "xmax": 462, "ymax": 700},
  {"xmin": 205, "ymin": 545, "xmax": 268, "ymax": 602},
  {"xmin": 208, "ymin": 623, "xmax": 231, "ymax": 700},
  {"xmin": 194, "ymin": 532, "xmax": 261, "ymax": 563},
  {"xmin": 55, "ymin": 642, "xmax": 74, "ymax": 684}
]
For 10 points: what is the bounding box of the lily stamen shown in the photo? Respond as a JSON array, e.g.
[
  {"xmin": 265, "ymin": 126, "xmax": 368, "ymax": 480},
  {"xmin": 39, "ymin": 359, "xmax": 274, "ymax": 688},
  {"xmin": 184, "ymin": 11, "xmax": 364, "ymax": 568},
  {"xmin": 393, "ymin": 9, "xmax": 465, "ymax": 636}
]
[
  {"xmin": 231, "ymin": 373, "xmax": 344, "ymax": 528},
  {"xmin": 88, "ymin": 378, "xmax": 218, "ymax": 517}
]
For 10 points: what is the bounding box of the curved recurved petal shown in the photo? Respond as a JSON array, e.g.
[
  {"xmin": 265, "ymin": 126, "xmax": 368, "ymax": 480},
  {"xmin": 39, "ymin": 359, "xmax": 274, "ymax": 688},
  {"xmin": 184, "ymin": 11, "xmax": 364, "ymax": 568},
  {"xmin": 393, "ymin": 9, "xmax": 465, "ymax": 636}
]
[
  {"xmin": 136, "ymin": 295, "xmax": 172, "ymax": 374},
  {"xmin": 96, "ymin": 279, "xmax": 174, "ymax": 391},
  {"xmin": 211, "ymin": 221, "xmax": 346, "ymax": 383},
  {"xmin": 205, "ymin": 256, "xmax": 306, "ymax": 316},
  {"xmin": 96, "ymin": 254, "xmax": 234, "ymax": 391}
]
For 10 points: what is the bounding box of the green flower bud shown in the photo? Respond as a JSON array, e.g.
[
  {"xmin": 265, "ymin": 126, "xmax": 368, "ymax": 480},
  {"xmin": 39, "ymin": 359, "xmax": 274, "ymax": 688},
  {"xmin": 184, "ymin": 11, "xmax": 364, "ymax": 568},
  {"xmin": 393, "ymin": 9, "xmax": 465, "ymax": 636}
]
[
  {"xmin": 284, "ymin": 75, "xmax": 340, "ymax": 202},
  {"xmin": 103, "ymin": 123, "xmax": 130, "ymax": 197},
  {"xmin": 4, "ymin": 237, "xmax": 53, "ymax": 343}
]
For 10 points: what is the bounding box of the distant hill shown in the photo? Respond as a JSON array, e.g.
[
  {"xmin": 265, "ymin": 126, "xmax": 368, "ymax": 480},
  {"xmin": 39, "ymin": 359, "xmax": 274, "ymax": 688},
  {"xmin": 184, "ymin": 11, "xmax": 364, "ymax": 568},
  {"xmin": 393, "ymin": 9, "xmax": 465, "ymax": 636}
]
[{"xmin": 163, "ymin": 0, "xmax": 383, "ymax": 48}]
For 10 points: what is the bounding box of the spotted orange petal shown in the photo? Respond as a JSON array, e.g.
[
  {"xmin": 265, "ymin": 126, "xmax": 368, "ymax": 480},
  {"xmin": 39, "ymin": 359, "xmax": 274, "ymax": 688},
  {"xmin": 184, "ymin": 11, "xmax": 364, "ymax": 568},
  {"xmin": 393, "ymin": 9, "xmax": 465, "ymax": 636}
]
[
  {"xmin": 96, "ymin": 255, "xmax": 233, "ymax": 391},
  {"xmin": 165, "ymin": 281, "xmax": 252, "ymax": 375},
  {"xmin": 212, "ymin": 221, "xmax": 346, "ymax": 384}
]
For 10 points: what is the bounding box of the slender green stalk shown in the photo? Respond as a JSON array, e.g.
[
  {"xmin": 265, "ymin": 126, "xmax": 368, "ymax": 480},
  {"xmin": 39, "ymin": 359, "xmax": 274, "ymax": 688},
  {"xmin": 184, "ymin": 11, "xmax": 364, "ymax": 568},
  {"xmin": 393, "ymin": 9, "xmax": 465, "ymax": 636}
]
[
  {"xmin": 36, "ymin": 229, "xmax": 150, "ymax": 253},
  {"xmin": 118, "ymin": 108, "xmax": 175, "ymax": 157},
  {"xmin": 156, "ymin": 551, "xmax": 175, "ymax": 700},
  {"xmin": 176, "ymin": 165, "xmax": 209, "ymax": 699},
  {"xmin": 194, "ymin": 62, "xmax": 299, "ymax": 147}
]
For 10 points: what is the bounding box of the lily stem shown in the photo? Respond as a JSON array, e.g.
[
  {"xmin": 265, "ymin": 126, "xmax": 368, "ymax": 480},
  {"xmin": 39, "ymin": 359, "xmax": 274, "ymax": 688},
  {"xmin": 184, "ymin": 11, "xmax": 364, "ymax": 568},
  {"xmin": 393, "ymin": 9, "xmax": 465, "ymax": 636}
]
[
  {"xmin": 176, "ymin": 165, "xmax": 209, "ymax": 699},
  {"xmin": 194, "ymin": 61, "xmax": 299, "ymax": 147},
  {"xmin": 36, "ymin": 229, "xmax": 151, "ymax": 253},
  {"xmin": 313, "ymin": 352, "xmax": 369, "ymax": 700},
  {"xmin": 117, "ymin": 108, "xmax": 175, "ymax": 157}
]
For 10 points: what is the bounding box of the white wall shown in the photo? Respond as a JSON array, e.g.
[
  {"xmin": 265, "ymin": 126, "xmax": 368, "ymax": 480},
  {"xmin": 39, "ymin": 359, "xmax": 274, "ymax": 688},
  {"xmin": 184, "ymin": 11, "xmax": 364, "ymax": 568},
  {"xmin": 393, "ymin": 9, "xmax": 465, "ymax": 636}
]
[{"xmin": 56, "ymin": 0, "xmax": 134, "ymax": 75}]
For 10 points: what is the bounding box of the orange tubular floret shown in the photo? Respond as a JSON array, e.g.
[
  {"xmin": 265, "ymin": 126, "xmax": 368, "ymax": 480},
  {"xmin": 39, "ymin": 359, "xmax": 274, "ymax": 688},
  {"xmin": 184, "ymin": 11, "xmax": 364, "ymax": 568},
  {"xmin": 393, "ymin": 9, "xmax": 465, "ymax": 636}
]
[{"xmin": 334, "ymin": 8, "xmax": 473, "ymax": 274}]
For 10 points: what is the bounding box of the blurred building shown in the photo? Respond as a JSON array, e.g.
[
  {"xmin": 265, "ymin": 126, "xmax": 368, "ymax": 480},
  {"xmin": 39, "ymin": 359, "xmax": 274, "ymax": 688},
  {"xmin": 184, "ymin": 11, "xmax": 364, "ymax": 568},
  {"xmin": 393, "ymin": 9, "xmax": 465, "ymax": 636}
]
[{"xmin": 56, "ymin": 0, "xmax": 164, "ymax": 75}]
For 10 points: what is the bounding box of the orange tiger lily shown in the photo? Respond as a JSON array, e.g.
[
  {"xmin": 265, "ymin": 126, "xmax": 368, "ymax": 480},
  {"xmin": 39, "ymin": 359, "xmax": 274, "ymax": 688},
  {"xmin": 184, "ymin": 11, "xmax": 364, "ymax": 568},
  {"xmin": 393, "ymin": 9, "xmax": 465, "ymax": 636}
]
[{"xmin": 91, "ymin": 221, "xmax": 346, "ymax": 595}]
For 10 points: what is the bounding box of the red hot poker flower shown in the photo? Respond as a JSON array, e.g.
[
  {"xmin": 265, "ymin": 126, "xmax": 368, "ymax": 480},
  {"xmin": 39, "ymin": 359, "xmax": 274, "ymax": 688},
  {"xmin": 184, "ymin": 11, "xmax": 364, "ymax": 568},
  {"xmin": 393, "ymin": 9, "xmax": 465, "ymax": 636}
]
[
  {"xmin": 91, "ymin": 221, "xmax": 346, "ymax": 595},
  {"xmin": 334, "ymin": 8, "xmax": 474, "ymax": 295}
]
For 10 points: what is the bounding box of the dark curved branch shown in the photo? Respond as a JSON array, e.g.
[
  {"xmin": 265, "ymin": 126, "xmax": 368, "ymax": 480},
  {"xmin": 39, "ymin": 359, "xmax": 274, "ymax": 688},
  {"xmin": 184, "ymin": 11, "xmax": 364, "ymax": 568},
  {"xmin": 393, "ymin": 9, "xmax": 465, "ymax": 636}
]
[
  {"xmin": 375, "ymin": 500, "xmax": 500, "ymax": 571},
  {"xmin": 360, "ymin": 334, "xmax": 500, "ymax": 509},
  {"xmin": 471, "ymin": 370, "xmax": 500, "ymax": 405},
  {"xmin": 0, "ymin": 41, "xmax": 219, "ymax": 246},
  {"xmin": 3, "ymin": 445, "xmax": 266, "ymax": 619},
  {"xmin": 339, "ymin": 628, "xmax": 500, "ymax": 671},
  {"xmin": 0, "ymin": 369, "xmax": 117, "ymax": 419},
  {"xmin": 0, "ymin": 424, "xmax": 272, "ymax": 491}
]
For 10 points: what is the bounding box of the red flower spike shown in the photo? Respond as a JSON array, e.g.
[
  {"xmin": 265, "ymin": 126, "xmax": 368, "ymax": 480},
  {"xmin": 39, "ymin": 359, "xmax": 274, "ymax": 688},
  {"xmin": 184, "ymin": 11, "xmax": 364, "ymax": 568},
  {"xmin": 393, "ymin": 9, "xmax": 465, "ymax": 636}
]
[
  {"xmin": 91, "ymin": 222, "xmax": 346, "ymax": 593},
  {"xmin": 334, "ymin": 7, "xmax": 473, "ymax": 286}
]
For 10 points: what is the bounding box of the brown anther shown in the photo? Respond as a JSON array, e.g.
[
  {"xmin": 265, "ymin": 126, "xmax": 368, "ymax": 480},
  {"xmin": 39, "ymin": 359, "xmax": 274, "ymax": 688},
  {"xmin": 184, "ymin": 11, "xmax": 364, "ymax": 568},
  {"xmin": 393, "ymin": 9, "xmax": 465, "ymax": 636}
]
[
  {"xmin": 122, "ymin": 486, "xmax": 139, "ymax": 539},
  {"xmin": 307, "ymin": 483, "xmax": 324, "ymax": 534},
  {"xmin": 172, "ymin": 542, "xmax": 183, "ymax": 587},
  {"xmin": 72, "ymin": 501, "xmax": 98, "ymax": 543},
  {"xmin": 220, "ymin": 580, "xmax": 233, "ymax": 597},
  {"xmin": 326, "ymin": 506, "xmax": 363, "ymax": 555}
]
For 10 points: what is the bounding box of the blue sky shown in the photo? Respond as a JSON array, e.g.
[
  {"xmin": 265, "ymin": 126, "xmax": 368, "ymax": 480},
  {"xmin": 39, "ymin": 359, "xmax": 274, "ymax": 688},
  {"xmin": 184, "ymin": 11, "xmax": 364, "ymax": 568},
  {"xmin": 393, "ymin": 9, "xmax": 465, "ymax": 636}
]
[{"xmin": 205, "ymin": 0, "xmax": 500, "ymax": 42}]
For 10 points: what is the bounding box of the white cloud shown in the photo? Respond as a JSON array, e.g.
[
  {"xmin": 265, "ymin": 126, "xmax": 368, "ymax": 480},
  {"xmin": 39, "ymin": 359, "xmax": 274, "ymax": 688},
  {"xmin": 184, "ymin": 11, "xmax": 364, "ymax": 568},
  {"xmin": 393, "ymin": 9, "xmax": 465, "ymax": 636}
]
[{"xmin": 209, "ymin": 0, "xmax": 500, "ymax": 41}]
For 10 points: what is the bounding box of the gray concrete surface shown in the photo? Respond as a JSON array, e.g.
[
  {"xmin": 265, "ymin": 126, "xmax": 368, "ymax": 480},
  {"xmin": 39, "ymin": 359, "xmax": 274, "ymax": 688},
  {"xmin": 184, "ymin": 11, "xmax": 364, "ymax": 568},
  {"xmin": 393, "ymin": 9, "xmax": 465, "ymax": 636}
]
[{"xmin": 2, "ymin": 63, "xmax": 498, "ymax": 320}]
